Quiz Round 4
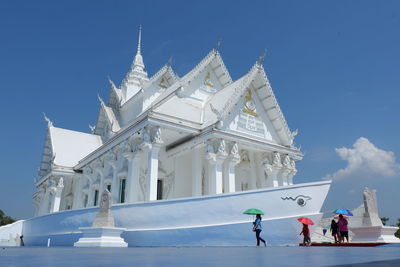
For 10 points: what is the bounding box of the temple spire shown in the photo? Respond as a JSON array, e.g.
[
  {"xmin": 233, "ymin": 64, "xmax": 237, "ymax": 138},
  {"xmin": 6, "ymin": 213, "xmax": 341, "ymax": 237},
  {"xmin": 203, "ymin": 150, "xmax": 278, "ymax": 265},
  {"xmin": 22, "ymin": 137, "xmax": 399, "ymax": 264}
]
[
  {"xmin": 137, "ymin": 24, "xmax": 142, "ymax": 55},
  {"xmin": 132, "ymin": 25, "xmax": 145, "ymax": 70},
  {"xmin": 121, "ymin": 25, "xmax": 149, "ymax": 101}
]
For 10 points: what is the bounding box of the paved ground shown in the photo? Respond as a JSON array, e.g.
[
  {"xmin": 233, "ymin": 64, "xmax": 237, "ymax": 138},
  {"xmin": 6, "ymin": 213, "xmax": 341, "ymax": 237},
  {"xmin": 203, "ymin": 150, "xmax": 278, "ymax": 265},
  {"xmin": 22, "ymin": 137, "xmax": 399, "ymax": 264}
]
[{"xmin": 1, "ymin": 246, "xmax": 400, "ymax": 267}]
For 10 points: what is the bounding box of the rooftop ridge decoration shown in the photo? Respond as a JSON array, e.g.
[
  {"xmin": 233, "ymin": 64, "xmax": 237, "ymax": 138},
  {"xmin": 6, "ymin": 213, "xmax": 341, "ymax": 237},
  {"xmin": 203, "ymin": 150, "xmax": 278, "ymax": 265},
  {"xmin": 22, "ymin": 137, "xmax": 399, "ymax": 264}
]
[
  {"xmin": 143, "ymin": 63, "xmax": 178, "ymax": 89},
  {"xmin": 96, "ymin": 94, "xmax": 120, "ymax": 133},
  {"xmin": 107, "ymin": 77, "xmax": 123, "ymax": 108},
  {"xmin": 43, "ymin": 112, "xmax": 53, "ymax": 127}
]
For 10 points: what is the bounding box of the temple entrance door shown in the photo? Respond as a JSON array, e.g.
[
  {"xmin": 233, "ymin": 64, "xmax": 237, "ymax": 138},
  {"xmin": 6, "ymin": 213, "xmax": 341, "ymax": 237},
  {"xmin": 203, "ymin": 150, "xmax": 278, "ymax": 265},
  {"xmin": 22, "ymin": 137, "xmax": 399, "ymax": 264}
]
[{"xmin": 157, "ymin": 179, "xmax": 163, "ymax": 200}]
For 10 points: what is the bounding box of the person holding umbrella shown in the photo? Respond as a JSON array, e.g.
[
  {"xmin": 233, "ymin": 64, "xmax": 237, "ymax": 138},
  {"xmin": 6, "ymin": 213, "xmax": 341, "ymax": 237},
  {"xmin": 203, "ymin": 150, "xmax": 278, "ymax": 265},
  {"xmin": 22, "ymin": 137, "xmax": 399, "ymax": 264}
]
[
  {"xmin": 333, "ymin": 209, "xmax": 352, "ymax": 243},
  {"xmin": 338, "ymin": 214, "xmax": 349, "ymax": 243},
  {"xmin": 243, "ymin": 208, "xmax": 267, "ymax": 247},
  {"xmin": 297, "ymin": 217, "xmax": 313, "ymax": 246},
  {"xmin": 253, "ymin": 214, "xmax": 267, "ymax": 247}
]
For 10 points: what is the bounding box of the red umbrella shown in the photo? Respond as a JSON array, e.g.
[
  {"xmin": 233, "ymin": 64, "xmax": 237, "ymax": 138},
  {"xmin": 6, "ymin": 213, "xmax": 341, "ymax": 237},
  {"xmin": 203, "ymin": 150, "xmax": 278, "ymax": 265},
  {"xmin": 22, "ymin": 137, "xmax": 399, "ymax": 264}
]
[{"xmin": 297, "ymin": 217, "xmax": 314, "ymax": 225}]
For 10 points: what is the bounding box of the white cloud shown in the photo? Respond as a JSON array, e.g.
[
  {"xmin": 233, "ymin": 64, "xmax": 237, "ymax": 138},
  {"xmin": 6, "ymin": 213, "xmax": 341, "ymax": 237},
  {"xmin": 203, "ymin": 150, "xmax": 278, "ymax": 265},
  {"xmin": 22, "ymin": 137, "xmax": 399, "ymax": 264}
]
[{"xmin": 324, "ymin": 137, "xmax": 400, "ymax": 180}]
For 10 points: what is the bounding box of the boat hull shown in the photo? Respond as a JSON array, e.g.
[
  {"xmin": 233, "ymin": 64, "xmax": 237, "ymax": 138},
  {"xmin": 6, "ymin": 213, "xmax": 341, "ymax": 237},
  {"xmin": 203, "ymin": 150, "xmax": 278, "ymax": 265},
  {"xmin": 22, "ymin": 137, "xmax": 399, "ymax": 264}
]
[{"xmin": 23, "ymin": 181, "xmax": 331, "ymax": 247}]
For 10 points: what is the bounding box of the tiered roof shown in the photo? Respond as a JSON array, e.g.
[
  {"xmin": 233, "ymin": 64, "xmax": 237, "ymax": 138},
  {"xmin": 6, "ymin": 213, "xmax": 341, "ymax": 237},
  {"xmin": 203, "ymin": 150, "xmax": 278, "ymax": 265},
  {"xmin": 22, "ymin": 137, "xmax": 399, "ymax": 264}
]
[{"xmin": 38, "ymin": 27, "xmax": 299, "ymax": 177}]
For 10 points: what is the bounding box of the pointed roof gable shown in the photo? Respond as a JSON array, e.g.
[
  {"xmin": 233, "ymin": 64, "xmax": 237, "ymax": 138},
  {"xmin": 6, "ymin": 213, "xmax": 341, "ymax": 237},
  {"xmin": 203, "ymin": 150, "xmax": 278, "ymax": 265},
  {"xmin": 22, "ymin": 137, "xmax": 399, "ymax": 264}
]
[
  {"xmin": 181, "ymin": 49, "xmax": 232, "ymax": 88},
  {"xmin": 95, "ymin": 96, "xmax": 121, "ymax": 135},
  {"xmin": 148, "ymin": 49, "xmax": 233, "ymax": 124},
  {"xmin": 107, "ymin": 78, "xmax": 123, "ymax": 110},
  {"xmin": 252, "ymin": 65, "xmax": 294, "ymax": 146},
  {"xmin": 144, "ymin": 64, "xmax": 178, "ymax": 89},
  {"xmin": 204, "ymin": 63, "xmax": 295, "ymax": 146}
]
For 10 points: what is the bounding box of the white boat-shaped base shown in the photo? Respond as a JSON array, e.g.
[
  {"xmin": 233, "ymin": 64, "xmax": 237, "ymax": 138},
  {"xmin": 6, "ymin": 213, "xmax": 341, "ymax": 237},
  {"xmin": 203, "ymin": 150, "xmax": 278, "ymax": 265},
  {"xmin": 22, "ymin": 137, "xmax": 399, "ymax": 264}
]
[
  {"xmin": 74, "ymin": 227, "xmax": 128, "ymax": 247},
  {"xmin": 20, "ymin": 181, "xmax": 331, "ymax": 247},
  {"xmin": 350, "ymin": 226, "xmax": 400, "ymax": 244}
]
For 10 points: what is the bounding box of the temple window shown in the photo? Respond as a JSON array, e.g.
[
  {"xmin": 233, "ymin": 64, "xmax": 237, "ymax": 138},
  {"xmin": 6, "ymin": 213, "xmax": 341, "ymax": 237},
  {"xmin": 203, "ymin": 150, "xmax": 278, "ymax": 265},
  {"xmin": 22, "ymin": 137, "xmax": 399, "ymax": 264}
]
[
  {"xmin": 157, "ymin": 179, "xmax": 163, "ymax": 200},
  {"xmin": 83, "ymin": 194, "xmax": 88, "ymax": 207},
  {"xmin": 94, "ymin": 189, "xmax": 99, "ymax": 206}
]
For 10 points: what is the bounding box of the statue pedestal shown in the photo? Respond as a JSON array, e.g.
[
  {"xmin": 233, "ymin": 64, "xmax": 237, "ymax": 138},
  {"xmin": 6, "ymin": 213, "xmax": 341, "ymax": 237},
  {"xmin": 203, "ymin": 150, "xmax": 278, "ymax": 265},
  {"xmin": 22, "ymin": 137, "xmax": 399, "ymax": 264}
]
[
  {"xmin": 350, "ymin": 226, "xmax": 400, "ymax": 243},
  {"xmin": 74, "ymin": 227, "xmax": 128, "ymax": 247}
]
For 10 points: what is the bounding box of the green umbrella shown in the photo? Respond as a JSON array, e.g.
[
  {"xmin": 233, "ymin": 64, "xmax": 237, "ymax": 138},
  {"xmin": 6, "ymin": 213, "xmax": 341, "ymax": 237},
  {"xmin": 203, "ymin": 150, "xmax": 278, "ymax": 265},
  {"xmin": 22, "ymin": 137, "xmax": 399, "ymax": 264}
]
[{"xmin": 243, "ymin": 208, "xmax": 264, "ymax": 215}]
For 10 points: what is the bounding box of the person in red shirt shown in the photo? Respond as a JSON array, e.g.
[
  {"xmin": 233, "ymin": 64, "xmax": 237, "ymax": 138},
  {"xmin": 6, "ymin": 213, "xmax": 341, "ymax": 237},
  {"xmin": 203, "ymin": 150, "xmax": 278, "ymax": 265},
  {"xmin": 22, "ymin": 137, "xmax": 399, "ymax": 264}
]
[{"xmin": 299, "ymin": 223, "xmax": 311, "ymax": 246}]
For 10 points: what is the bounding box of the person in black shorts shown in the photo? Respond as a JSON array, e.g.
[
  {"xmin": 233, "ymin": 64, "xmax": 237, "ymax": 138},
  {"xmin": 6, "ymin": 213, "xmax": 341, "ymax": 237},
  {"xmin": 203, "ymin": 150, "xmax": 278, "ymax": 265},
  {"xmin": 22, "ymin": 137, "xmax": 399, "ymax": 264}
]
[{"xmin": 330, "ymin": 220, "xmax": 339, "ymax": 243}]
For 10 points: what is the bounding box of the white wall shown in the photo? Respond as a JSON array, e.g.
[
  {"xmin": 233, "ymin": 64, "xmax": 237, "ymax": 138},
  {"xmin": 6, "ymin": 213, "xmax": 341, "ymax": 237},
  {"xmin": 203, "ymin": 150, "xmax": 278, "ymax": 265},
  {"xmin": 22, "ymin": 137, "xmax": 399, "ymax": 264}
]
[
  {"xmin": 173, "ymin": 152, "xmax": 192, "ymax": 198},
  {"xmin": 0, "ymin": 220, "xmax": 24, "ymax": 246}
]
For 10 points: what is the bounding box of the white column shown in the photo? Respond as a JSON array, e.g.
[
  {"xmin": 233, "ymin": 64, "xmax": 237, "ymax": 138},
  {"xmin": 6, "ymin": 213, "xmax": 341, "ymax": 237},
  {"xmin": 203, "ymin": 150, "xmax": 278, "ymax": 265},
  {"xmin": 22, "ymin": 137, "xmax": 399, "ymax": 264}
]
[
  {"xmin": 206, "ymin": 140, "xmax": 227, "ymax": 195},
  {"xmin": 288, "ymin": 159, "xmax": 297, "ymax": 185},
  {"xmin": 51, "ymin": 178, "xmax": 64, "ymax": 213},
  {"xmin": 264, "ymin": 166, "xmax": 280, "ymax": 187},
  {"xmin": 207, "ymin": 156, "xmax": 224, "ymax": 194},
  {"xmin": 223, "ymin": 160, "xmax": 240, "ymax": 193},
  {"xmin": 248, "ymin": 151, "xmax": 258, "ymax": 189},
  {"xmin": 124, "ymin": 151, "xmax": 142, "ymax": 203},
  {"xmin": 38, "ymin": 188, "xmax": 49, "ymax": 215},
  {"xmin": 87, "ymin": 181, "xmax": 94, "ymax": 206},
  {"xmin": 72, "ymin": 176, "xmax": 83, "ymax": 209},
  {"xmin": 223, "ymin": 143, "xmax": 240, "ymax": 193},
  {"xmin": 111, "ymin": 166, "xmax": 120, "ymax": 203},
  {"xmin": 191, "ymin": 148, "xmax": 203, "ymax": 196},
  {"xmin": 287, "ymin": 170, "xmax": 297, "ymax": 185},
  {"xmin": 280, "ymin": 171, "xmax": 289, "ymax": 186},
  {"xmin": 98, "ymin": 173, "xmax": 105, "ymax": 200},
  {"xmin": 33, "ymin": 195, "xmax": 42, "ymax": 216},
  {"xmin": 144, "ymin": 145, "xmax": 161, "ymax": 201}
]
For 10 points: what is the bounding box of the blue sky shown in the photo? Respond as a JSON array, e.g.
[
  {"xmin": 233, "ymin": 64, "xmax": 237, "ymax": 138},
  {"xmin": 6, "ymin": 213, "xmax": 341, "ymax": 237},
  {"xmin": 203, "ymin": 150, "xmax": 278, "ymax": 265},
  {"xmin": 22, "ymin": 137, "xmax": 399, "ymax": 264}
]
[{"xmin": 0, "ymin": 1, "xmax": 399, "ymax": 223}]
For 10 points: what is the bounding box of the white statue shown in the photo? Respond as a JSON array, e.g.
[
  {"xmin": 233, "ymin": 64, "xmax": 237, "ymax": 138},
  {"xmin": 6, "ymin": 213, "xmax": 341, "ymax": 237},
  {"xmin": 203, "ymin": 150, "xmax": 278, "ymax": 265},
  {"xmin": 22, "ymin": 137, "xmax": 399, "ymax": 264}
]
[
  {"xmin": 152, "ymin": 127, "xmax": 163, "ymax": 144},
  {"xmin": 217, "ymin": 140, "xmax": 226, "ymax": 154},
  {"xmin": 230, "ymin": 143, "xmax": 239, "ymax": 158},
  {"xmin": 362, "ymin": 187, "xmax": 383, "ymax": 227},
  {"xmin": 283, "ymin": 155, "xmax": 291, "ymax": 168},
  {"xmin": 92, "ymin": 189, "xmax": 115, "ymax": 227},
  {"xmin": 57, "ymin": 177, "xmax": 64, "ymax": 188},
  {"xmin": 273, "ymin": 152, "xmax": 282, "ymax": 167}
]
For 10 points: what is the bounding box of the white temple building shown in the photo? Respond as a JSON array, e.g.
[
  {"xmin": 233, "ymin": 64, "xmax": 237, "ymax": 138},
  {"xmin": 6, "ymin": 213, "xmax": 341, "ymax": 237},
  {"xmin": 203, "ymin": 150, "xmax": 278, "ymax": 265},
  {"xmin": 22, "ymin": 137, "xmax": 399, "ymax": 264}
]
[{"xmin": 33, "ymin": 27, "xmax": 302, "ymax": 217}]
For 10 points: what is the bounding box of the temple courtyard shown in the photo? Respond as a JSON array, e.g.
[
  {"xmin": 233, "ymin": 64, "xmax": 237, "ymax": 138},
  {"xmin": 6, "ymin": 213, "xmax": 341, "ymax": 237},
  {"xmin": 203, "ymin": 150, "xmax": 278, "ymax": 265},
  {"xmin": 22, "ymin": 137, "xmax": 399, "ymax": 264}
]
[{"xmin": 1, "ymin": 246, "xmax": 400, "ymax": 266}]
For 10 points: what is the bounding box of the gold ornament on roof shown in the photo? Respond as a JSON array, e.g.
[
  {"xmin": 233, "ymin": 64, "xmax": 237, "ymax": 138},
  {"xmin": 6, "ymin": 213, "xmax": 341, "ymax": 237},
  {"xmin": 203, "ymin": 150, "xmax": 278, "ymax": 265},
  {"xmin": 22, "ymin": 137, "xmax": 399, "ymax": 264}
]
[
  {"xmin": 242, "ymin": 89, "xmax": 259, "ymax": 117},
  {"xmin": 159, "ymin": 77, "xmax": 168, "ymax": 89},
  {"xmin": 204, "ymin": 72, "xmax": 214, "ymax": 87}
]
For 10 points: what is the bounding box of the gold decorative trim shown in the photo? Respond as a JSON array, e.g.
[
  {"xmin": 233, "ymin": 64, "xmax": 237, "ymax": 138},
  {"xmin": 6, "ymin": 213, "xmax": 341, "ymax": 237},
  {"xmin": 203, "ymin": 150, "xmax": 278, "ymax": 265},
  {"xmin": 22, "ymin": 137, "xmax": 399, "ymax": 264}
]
[
  {"xmin": 242, "ymin": 89, "xmax": 259, "ymax": 117},
  {"xmin": 159, "ymin": 77, "xmax": 167, "ymax": 89},
  {"xmin": 204, "ymin": 72, "xmax": 214, "ymax": 87}
]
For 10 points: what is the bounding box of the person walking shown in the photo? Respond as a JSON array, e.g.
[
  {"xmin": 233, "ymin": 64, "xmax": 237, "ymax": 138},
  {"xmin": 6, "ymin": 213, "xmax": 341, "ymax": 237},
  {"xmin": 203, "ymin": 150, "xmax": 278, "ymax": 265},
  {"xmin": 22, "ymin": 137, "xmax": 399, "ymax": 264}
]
[
  {"xmin": 299, "ymin": 223, "xmax": 311, "ymax": 246},
  {"xmin": 253, "ymin": 214, "xmax": 266, "ymax": 247},
  {"xmin": 330, "ymin": 219, "xmax": 339, "ymax": 243},
  {"xmin": 338, "ymin": 214, "xmax": 349, "ymax": 243}
]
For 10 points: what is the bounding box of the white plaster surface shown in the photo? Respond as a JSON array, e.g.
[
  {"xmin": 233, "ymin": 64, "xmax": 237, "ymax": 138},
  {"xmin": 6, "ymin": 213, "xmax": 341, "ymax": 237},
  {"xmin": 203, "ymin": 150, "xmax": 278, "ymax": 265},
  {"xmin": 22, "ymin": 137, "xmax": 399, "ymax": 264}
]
[
  {"xmin": 0, "ymin": 220, "xmax": 24, "ymax": 246},
  {"xmin": 49, "ymin": 126, "xmax": 102, "ymax": 167},
  {"xmin": 23, "ymin": 181, "xmax": 330, "ymax": 247}
]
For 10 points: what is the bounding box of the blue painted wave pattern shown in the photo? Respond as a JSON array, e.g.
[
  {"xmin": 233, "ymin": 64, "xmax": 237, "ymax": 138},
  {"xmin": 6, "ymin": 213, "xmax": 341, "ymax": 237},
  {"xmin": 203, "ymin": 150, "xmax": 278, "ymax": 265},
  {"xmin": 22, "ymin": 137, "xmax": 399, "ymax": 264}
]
[{"xmin": 281, "ymin": 195, "xmax": 312, "ymax": 206}]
